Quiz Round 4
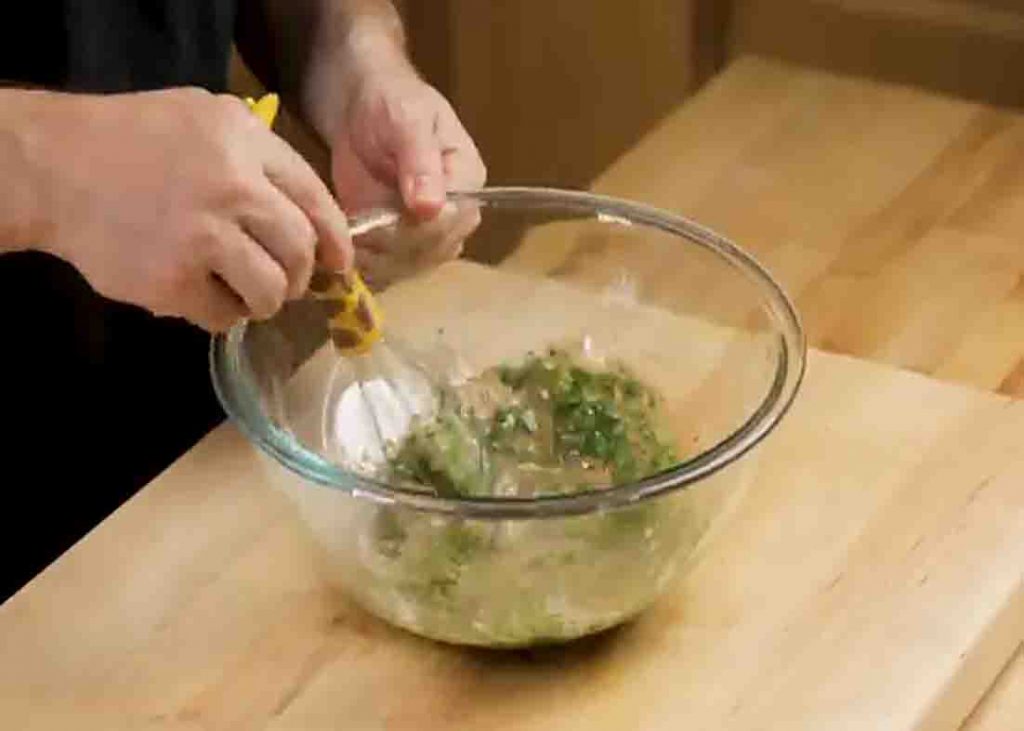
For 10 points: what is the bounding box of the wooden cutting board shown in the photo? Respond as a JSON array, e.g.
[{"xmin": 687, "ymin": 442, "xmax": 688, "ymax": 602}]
[{"xmin": 1, "ymin": 261, "xmax": 1021, "ymax": 731}]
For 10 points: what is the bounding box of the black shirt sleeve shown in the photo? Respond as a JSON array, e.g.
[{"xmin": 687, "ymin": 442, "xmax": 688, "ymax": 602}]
[
  {"xmin": 2, "ymin": 0, "xmax": 237, "ymax": 92},
  {"xmin": 0, "ymin": 0, "xmax": 239, "ymax": 599}
]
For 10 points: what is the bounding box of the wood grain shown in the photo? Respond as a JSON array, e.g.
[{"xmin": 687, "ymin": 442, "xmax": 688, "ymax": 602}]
[
  {"xmin": 403, "ymin": 0, "xmax": 1024, "ymax": 198},
  {"xmin": 0, "ymin": 261, "xmax": 1022, "ymax": 730},
  {"xmin": 511, "ymin": 56, "xmax": 1024, "ymax": 397},
  {"xmin": 961, "ymin": 644, "xmax": 1024, "ymax": 731},
  {"xmin": 441, "ymin": 1, "xmax": 702, "ymax": 188},
  {"xmin": 730, "ymin": 0, "xmax": 1024, "ymax": 108},
  {"xmin": 508, "ymin": 56, "xmax": 1024, "ymax": 728},
  {"xmin": 3, "ymin": 56, "xmax": 1023, "ymax": 731}
]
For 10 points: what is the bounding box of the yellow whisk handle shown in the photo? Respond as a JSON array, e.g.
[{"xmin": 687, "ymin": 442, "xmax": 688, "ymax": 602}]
[
  {"xmin": 308, "ymin": 269, "xmax": 383, "ymax": 354},
  {"xmin": 245, "ymin": 93, "xmax": 280, "ymax": 128},
  {"xmin": 245, "ymin": 93, "xmax": 383, "ymax": 355}
]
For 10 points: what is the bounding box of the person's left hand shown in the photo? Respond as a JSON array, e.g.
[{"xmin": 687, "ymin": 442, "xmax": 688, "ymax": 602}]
[{"xmin": 330, "ymin": 64, "xmax": 486, "ymax": 289}]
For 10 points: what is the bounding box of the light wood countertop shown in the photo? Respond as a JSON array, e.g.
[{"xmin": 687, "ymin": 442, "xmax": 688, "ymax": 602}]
[{"xmin": 1, "ymin": 56, "xmax": 1021, "ymax": 730}]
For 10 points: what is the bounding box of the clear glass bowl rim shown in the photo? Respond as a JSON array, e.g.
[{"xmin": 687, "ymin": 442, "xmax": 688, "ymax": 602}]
[{"xmin": 210, "ymin": 186, "xmax": 806, "ymax": 520}]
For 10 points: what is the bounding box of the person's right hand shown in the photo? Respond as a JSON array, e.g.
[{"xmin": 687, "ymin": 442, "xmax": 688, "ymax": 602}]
[{"xmin": 38, "ymin": 87, "xmax": 352, "ymax": 331}]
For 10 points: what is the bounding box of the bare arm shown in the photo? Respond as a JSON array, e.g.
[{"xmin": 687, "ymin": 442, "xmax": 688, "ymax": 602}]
[
  {"xmin": 0, "ymin": 90, "xmax": 54, "ymax": 253},
  {"xmin": 236, "ymin": 0, "xmax": 410, "ymax": 141},
  {"xmin": 239, "ymin": 0, "xmax": 486, "ymax": 288}
]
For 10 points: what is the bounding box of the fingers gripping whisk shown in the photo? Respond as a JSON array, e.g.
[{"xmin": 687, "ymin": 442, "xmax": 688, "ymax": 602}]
[
  {"xmin": 247, "ymin": 93, "xmax": 482, "ymax": 481},
  {"xmin": 248, "ymin": 93, "xmax": 384, "ymax": 356},
  {"xmin": 309, "ymin": 269, "xmax": 383, "ymax": 355}
]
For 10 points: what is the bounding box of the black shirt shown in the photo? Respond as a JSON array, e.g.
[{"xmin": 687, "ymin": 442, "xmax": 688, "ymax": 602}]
[
  {"xmin": 4, "ymin": 1, "xmax": 236, "ymax": 92},
  {"xmin": 1, "ymin": 0, "xmax": 238, "ymax": 599}
]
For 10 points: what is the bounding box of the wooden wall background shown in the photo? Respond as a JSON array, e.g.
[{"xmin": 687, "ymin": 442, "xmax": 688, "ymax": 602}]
[
  {"xmin": 233, "ymin": 0, "xmax": 1024, "ymax": 206},
  {"xmin": 404, "ymin": 1, "xmax": 711, "ymax": 189},
  {"xmin": 404, "ymin": 0, "xmax": 1024, "ymax": 190},
  {"xmin": 730, "ymin": 0, "xmax": 1024, "ymax": 108}
]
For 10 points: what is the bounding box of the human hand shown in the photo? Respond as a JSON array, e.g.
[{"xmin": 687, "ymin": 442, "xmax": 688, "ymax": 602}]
[
  {"xmin": 329, "ymin": 64, "xmax": 486, "ymax": 288},
  {"xmin": 40, "ymin": 88, "xmax": 352, "ymax": 331}
]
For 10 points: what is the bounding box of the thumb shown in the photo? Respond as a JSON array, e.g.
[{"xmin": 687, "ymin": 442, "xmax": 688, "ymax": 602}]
[{"xmin": 391, "ymin": 114, "xmax": 446, "ymax": 219}]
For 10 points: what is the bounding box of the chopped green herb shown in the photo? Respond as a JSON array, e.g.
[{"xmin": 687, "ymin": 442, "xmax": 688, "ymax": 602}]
[{"xmin": 370, "ymin": 345, "xmax": 684, "ymax": 645}]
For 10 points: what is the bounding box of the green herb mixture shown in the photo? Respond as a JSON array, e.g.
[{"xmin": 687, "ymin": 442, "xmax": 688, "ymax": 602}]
[
  {"xmin": 388, "ymin": 347, "xmax": 678, "ymax": 498},
  {"xmin": 351, "ymin": 347, "xmax": 686, "ymax": 646}
]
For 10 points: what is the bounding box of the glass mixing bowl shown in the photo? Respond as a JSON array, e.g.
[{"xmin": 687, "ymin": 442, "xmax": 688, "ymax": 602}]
[{"xmin": 211, "ymin": 187, "xmax": 805, "ymax": 647}]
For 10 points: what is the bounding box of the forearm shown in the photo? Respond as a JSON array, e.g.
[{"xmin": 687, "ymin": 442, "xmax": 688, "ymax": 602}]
[
  {"xmin": 0, "ymin": 90, "xmax": 57, "ymax": 254},
  {"xmin": 237, "ymin": 0, "xmax": 411, "ymax": 141}
]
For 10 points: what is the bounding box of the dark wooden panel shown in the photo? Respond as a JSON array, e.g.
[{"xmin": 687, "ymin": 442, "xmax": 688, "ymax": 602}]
[{"xmin": 731, "ymin": 0, "xmax": 1024, "ymax": 108}]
